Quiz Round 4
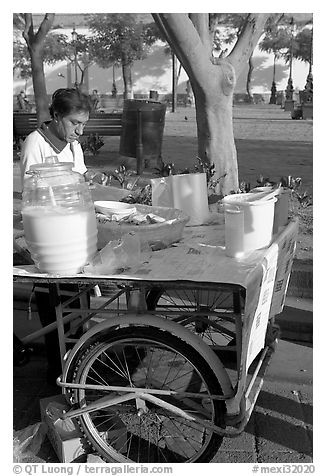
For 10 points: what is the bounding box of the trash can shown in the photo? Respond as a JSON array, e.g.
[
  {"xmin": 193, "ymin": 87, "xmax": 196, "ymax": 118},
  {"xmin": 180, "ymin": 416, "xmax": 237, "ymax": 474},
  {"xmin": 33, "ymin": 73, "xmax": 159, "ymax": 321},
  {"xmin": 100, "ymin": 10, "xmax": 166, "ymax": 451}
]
[
  {"xmin": 149, "ymin": 90, "xmax": 159, "ymax": 101},
  {"xmin": 119, "ymin": 99, "xmax": 166, "ymax": 174}
]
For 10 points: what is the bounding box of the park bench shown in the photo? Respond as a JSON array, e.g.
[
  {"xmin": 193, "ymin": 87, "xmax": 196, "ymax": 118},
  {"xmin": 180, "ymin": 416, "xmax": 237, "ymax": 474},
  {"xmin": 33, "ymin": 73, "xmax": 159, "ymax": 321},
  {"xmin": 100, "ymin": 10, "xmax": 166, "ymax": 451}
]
[
  {"xmin": 13, "ymin": 112, "xmax": 123, "ymax": 148},
  {"xmin": 13, "ymin": 106, "xmax": 162, "ymax": 174},
  {"xmin": 163, "ymin": 93, "xmax": 192, "ymax": 107}
]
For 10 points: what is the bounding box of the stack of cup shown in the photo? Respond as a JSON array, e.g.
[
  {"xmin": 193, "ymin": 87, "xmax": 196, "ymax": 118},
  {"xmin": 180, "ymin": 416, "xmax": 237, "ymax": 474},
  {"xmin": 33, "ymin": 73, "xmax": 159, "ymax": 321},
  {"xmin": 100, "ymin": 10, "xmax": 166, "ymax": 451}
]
[{"xmin": 224, "ymin": 207, "xmax": 245, "ymax": 258}]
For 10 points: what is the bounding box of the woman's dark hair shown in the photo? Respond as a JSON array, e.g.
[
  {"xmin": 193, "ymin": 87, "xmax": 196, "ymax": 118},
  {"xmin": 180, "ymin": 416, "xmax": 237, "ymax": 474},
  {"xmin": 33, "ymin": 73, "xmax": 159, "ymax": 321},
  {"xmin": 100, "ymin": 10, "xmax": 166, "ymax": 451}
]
[{"xmin": 49, "ymin": 88, "xmax": 92, "ymax": 118}]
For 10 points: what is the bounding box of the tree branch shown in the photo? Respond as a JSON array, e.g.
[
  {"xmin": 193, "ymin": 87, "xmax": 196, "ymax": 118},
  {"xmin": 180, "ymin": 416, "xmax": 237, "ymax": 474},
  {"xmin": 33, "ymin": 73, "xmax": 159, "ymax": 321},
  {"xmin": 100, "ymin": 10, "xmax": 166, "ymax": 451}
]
[
  {"xmin": 227, "ymin": 13, "xmax": 269, "ymax": 76},
  {"xmin": 35, "ymin": 13, "xmax": 55, "ymax": 43},
  {"xmin": 189, "ymin": 13, "xmax": 211, "ymax": 51},
  {"xmin": 22, "ymin": 13, "xmax": 33, "ymax": 45},
  {"xmin": 152, "ymin": 13, "xmax": 211, "ymax": 87},
  {"xmin": 22, "ymin": 13, "xmax": 54, "ymax": 49}
]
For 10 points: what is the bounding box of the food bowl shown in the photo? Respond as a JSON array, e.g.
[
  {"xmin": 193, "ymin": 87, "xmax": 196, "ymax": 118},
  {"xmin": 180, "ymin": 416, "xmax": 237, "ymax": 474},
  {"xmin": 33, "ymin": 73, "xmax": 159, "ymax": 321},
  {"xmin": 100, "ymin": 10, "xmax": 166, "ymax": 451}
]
[
  {"xmin": 96, "ymin": 204, "xmax": 190, "ymax": 250},
  {"xmin": 94, "ymin": 201, "xmax": 137, "ymax": 219}
]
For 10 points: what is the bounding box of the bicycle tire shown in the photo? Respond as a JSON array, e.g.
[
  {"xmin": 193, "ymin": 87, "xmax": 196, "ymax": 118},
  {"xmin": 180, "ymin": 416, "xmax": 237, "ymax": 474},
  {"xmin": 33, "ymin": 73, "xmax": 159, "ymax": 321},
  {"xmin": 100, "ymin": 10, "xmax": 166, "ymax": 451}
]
[
  {"xmin": 71, "ymin": 326, "xmax": 226, "ymax": 463},
  {"xmin": 146, "ymin": 286, "xmax": 244, "ymax": 348}
]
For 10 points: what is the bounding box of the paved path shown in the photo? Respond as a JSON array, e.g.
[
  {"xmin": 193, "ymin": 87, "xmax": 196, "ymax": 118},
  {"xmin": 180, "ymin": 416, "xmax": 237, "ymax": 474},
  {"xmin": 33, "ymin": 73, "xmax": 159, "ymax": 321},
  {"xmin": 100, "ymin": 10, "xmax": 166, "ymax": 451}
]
[
  {"xmin": 12, "ymin": 326, "xmax": 312, "ymax": 464},
  {"xmin": 211, "ymin": 339, "xmax": 312, "ymax": 463}
]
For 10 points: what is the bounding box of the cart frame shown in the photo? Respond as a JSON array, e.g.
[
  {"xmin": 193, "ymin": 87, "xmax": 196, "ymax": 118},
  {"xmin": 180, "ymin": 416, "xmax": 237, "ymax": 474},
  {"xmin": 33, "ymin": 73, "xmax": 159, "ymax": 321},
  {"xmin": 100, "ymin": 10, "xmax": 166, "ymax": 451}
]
[{"xmin": 13, "ymin": 218, "xmax": 298, "ymax": 462}]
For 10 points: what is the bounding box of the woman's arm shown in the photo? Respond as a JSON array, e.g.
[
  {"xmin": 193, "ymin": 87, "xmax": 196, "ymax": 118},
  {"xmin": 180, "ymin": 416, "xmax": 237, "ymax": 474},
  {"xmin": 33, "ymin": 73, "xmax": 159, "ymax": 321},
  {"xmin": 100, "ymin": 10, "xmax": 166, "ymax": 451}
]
[
  {"xmin": 20, "ymin": 132, "xmax": 44, "ymax": 184},
  {"xmin": 73, "ymin": 141, "xmax": 88, "ymax": 176}
]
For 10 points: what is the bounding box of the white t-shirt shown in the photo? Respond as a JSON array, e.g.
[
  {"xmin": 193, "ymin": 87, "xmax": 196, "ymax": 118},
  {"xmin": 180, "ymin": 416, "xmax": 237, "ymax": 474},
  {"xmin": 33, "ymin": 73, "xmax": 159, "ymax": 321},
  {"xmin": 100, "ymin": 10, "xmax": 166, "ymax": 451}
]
[{"xmin": 20, "ymin": 129, "xmax": 87, "ymax": 184}]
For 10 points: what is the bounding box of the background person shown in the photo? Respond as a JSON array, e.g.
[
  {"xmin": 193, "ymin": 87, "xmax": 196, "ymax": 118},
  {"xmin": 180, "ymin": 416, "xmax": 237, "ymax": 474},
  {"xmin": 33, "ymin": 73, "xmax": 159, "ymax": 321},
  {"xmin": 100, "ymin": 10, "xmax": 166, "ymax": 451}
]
[
  {"xmin": 17, "ymin": 90, "xmax": 31, "ymax": 111},
  {"xmin": 90, "ymin": 89, "xmax": 100, "ymax": 112}
]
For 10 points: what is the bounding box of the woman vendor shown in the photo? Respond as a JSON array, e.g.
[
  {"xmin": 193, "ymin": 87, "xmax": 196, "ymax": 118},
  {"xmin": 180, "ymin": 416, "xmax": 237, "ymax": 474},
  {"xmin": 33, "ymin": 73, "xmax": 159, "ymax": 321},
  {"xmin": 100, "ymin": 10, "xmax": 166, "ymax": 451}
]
[
  {"xmin": 20, "ymin": 87, "xmax": 91, "ymax": 181},
  {"xmin": 19, "ymin": 88, "xmax": 92, "ymax": 385}
]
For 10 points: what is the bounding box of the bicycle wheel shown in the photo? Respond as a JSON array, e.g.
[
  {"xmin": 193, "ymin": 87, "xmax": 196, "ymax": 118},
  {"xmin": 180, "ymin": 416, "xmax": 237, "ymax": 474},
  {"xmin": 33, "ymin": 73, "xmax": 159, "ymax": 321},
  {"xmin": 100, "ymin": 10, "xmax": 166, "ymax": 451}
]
[
  {"xmin": 146, "ymin": 286, "xmax": 244, "ymax": 348},
  {"xmin": 72, "ymin": 326, "xmax": 226, "ymax": 463}
]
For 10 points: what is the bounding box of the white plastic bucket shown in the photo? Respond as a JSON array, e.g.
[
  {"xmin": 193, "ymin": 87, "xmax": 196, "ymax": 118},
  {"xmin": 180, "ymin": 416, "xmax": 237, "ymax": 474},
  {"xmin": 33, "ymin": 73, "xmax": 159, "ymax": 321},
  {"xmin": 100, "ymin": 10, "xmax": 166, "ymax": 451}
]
[{"xmin": 223, "ymin": 193, "xmax": 276, "ymax": 253}]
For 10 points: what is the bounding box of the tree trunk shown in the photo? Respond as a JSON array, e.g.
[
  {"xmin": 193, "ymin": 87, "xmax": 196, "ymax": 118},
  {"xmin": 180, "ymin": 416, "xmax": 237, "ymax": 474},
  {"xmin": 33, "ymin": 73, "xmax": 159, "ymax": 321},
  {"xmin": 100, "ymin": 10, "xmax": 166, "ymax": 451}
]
[
  {"xmin": 30, "ymin": 50, "xmax": 51, "ymax": 124},
  {"xmin": 122, "ymin": 62, "xmax": 133, "ymax": 99},
  {"xmin": 192, "ymin": 60, "xmax": 238, "ymax": 194},
  {"xmin": 172, "ymin": 53, "xmax": 177, "ymax": 112},
  {"xmin": 23, "ymin": 13, "xmax": 54, "ymax": 124},
  {"xmin": 246, "ymin": 54, "xmax": 254, "ymax": 103},
  {"xmin": 152, "ymin": 13, "xmax": 269, "ymax": 195}
]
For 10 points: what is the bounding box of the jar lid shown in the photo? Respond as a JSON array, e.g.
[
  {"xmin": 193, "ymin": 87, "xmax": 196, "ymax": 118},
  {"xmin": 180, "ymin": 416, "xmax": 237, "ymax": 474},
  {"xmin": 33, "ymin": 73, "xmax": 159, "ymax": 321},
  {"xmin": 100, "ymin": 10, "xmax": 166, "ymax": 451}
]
[{"xmin": 28, "ymin": 158, "xmax": 74, "ymax": 174}]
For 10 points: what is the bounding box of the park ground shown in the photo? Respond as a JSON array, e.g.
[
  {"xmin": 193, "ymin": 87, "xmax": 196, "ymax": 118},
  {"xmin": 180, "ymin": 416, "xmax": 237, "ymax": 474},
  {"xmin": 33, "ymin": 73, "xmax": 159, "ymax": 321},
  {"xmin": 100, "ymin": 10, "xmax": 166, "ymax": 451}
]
[{"xmin": 81, "ymin": 103, "xmax": 313, "ymax": 262}]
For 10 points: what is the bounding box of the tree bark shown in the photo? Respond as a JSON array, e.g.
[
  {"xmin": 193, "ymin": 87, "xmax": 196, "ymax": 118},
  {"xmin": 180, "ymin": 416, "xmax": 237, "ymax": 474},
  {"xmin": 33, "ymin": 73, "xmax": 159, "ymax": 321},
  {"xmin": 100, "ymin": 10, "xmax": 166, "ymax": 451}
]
[
  {"xmin": 122, "ymin": 61, "xmax": 133, "ymax": 99},
  {"xmin": 246, "ymin": 54, "xmax": 254, "ymax": 103},
  {"xmin": 22, "ymin": 13, "xmax": 54, "ymax": 124},
  {"xmin": 153, "ymin": 13, "xmax": 269, "ymax": 195},
  {"xmin": 172, "ymin": 53, "xmax": 177, "ymax": 112},
  {"xmin": 192, "ymin": 59, "xmax": 238, "ymax": 194}
]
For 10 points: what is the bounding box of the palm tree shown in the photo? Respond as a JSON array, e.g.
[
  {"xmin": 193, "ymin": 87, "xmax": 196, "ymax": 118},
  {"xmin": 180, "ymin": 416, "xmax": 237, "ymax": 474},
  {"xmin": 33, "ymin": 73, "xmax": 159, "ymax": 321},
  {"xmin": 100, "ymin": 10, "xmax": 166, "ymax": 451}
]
[{"xmin": 259, "ymin": 27, "xmax": 291, "ymax": 105}]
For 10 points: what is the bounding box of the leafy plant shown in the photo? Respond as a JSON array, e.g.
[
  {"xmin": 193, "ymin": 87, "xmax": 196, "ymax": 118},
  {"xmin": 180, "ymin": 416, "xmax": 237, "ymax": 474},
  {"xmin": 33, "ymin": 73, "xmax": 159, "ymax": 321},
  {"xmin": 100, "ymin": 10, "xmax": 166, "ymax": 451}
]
[
  {"xmin": 81, "ymin": 133, "xmax": 104, "ymax": 156},
  {"xmin": 239, "ymin": 181, "xmax": 251, "ymax": 193},
  {"xmin": 254, "ymin": 174, "xmax": 313, "ymax": 208},
  {"xmin": 293, "ymin": 191, "xmax": 313, "ymax": 208},
  {"xmin": 154, "ymin": 162, "xmax": 175, "ymax": 177},
  {"xmin": 120, "ymin": 184, "xmax": 152, "ymax": 205},
  {"xmin": 109, "ymin": 165, "xmax": 139, "ymax": 189},
  {"xmin": 256, "ymin": 174, "xmax": 279, "ymax": 187},
  {"xmin": 177, "ymin": 156, "xmax": 227, "ymax": 190}
]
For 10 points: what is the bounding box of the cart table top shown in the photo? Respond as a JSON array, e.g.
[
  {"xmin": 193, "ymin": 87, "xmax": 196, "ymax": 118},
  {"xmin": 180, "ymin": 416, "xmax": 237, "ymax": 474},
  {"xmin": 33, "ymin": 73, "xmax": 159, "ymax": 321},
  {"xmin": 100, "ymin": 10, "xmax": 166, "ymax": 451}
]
[
  {"xmin": 13, "ymin": 218, "xmax": 298, "ymax": 372},
  {"xmin": 13, "ymin": 218, "xmax": 298, "ymax": 289}
]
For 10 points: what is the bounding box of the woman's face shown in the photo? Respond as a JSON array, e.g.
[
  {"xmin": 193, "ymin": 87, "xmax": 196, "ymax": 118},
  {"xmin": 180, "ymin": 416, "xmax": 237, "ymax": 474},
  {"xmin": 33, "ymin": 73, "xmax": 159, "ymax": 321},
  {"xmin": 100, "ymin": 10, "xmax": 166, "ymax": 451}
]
[{"xmin": 54, "ymin": 110, "xmax": 89, "ymax": 143}]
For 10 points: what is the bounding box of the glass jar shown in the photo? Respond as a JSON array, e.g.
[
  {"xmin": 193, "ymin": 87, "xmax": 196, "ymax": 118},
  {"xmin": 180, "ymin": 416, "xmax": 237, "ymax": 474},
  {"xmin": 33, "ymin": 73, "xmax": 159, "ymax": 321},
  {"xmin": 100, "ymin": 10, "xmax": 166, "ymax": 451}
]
[{"xmin": 22, "ymin": 156, "xmax": 98, "ymax": 274}]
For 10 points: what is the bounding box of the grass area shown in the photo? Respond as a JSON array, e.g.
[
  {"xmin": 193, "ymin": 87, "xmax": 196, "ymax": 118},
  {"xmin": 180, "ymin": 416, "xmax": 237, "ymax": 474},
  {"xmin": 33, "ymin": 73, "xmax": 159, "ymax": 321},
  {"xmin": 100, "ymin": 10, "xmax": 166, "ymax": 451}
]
[{"xmin": 83, "ymin": 104, "xmax": 312, "ymax": 194}]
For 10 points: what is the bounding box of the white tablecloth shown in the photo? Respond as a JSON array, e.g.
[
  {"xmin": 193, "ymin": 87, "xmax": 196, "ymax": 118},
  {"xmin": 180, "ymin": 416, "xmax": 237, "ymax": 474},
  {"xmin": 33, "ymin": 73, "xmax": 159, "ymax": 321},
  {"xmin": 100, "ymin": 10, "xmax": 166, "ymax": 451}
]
[{"xmin": 13, "ymin": 218, "xmax": 298, "ymax": 371}]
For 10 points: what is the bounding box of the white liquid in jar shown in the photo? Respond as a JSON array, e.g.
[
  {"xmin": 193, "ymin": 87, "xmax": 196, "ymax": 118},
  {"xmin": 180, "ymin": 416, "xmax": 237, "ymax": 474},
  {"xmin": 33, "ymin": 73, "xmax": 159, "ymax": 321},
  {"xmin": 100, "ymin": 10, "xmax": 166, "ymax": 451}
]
[{"xmin": 22, "ymin": 205, "xmax": 98, "ymax": 273}]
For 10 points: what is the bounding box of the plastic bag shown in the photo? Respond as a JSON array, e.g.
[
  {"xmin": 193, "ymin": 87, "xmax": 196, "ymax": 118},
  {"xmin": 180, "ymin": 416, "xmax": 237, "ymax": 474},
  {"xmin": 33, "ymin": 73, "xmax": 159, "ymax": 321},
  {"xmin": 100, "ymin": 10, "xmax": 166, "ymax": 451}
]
[
  {"xmin": 13, "ymin": 422, "xmax": 47, "ymax": 463},
  {"xmin": 151, "ymin": 173, "xmax": 210, "ymax": 225},
  {"xmin": 87, "ymin": 454, "xmax": 105, "ymax": 463},
  {"xmin": 84, "ymin": 232, "xmax": 143, "ymax": 274},
  {"xmin": 46, "ymin": 401, "xmax": 77, "ymax": 438}
]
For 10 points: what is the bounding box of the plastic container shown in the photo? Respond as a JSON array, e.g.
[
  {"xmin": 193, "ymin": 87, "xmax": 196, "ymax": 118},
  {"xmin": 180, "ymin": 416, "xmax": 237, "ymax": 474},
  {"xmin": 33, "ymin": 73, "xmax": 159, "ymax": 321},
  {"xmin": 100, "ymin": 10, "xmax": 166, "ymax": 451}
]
[
  {"xmin": 94, "ymin": 201, "xmax": 136, "ymax": 219},
  {"xmin": 96, "ymin": 203, "xmax": 189, "ymax": 250},
  {"xmin": 274, "ymin": 188, "xmax": 290, "ymax": 229},
  {"xmin": 22, "ymin": 156, "xmax": 98, "ymax": 274},
  {"xmin": 250, "ymin": 186, "xmax": 290, "ymax": 233},
  {"xmin": 223, "ymin": 193, "xmax": 276, "ymax": 253}
]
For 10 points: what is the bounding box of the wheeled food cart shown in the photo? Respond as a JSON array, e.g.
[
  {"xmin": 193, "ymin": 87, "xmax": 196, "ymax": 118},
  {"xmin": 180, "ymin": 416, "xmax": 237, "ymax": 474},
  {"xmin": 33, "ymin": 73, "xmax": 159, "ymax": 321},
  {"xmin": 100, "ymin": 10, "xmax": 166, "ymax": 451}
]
[{"xmin": 13, "ymin": 217, "xmax": 298, "ymax": 463}]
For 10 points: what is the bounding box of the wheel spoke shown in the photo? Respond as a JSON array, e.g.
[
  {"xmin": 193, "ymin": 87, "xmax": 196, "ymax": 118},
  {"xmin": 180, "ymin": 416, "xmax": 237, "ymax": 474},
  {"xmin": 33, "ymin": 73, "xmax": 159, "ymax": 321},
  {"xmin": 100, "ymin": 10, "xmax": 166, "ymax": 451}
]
[
  {"xmin": 147, "ymin": 287, "xmax": 242, "ymax": 348},
  {"xmin": 72, "ymin": 327, "xmax": 225, "ymax": 462}
]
